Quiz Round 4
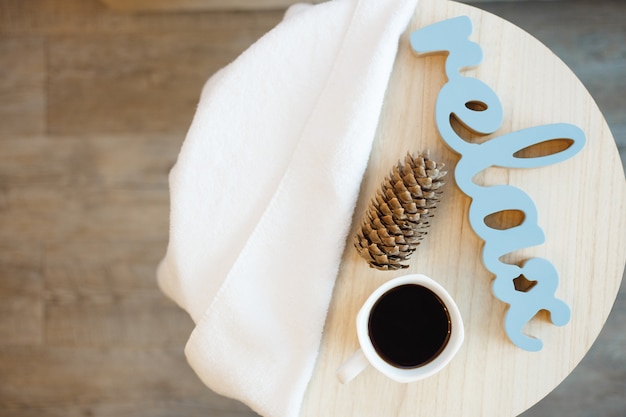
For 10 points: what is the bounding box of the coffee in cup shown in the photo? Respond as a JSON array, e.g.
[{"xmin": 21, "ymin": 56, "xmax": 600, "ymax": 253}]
[{"xmin": 337, "ymin": 274, "xmax": 463, "ymax": 383}]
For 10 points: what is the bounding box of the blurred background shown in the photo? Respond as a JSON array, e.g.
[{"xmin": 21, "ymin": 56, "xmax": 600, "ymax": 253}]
[{"xmin": 0, "ymin": 0, "xmax": 624, "ymax": 416}]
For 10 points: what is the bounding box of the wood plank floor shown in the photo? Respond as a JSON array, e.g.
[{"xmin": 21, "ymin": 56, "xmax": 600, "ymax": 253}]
[{"xmin": 0, "ymin": 1, "xmax": 624, "ymax": 416}]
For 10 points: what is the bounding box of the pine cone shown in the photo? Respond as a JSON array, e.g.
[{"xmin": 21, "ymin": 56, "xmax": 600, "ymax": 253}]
[{"xmin": 354, "ymin": 152, "xmax": 447, "ymax": 271}]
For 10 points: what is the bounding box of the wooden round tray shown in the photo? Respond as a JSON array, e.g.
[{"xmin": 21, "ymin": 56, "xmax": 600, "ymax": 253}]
[{"xmin": 300, "ymin": 0, "xmax": 626, "ymax": 416}]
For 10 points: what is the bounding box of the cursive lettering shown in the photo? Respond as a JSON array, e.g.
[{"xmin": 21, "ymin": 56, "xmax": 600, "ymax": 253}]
[{"xmin": 411, "ymin": 16, "xmax": 585, "ymax": 351}]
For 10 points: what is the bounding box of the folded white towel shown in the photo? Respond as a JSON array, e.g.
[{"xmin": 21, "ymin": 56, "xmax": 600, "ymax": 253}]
[{"xmin": 157, "ymin": 1, "xmax": 418, "ymax": 416}]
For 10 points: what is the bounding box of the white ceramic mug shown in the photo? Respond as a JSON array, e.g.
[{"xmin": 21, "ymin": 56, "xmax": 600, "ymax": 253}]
[{"xmin": 337, "ymin": 274, "xmax": 464, "ymax": 384}]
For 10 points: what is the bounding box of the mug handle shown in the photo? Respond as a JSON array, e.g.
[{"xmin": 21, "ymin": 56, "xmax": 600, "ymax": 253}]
[{"xmin": 336, "ymin": 349, "xmax": 369, "ymax": 384}]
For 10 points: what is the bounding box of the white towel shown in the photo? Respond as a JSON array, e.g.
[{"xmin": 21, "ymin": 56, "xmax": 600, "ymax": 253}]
[{"xmin": 157, "ymin": 1, "xmax": 419, "ymax": 416}]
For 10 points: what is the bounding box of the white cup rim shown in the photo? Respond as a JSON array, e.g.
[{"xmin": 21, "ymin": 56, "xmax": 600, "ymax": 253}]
[{"xmin": 356, "ymin": 274, "xmax": 464, "ymax": 383}]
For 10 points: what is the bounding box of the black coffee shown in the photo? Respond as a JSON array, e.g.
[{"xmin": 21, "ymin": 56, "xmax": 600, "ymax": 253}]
[{"xmin": 368, "ymin": 284, "xmax": 451, "ymax": 369}]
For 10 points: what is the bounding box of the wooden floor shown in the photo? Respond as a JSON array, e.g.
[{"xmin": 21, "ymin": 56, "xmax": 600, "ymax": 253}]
[{"xmin": 0, "ymin": 1, "xmax": 624, "ymax": 416}]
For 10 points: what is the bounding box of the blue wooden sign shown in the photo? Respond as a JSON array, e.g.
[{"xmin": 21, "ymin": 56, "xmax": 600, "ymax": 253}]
[{"xmin": 410, "ymin": 16, "xmax": 586, "ymax": 351}]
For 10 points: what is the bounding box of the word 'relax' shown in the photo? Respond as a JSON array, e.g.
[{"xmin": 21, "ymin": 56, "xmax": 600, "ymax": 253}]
[{"xmin": 411, "ymin": 16, "xmax": 585, "ymax": 351}]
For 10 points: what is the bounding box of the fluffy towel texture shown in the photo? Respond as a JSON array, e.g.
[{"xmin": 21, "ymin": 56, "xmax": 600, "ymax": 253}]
[{"xmin": 157, "ymin": 0, "xmax": 418, "ymax": 416}]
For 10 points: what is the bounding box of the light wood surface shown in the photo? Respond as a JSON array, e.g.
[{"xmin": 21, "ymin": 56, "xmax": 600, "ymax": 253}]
[
  {"xmin": 1, "ymin": 1, "xmax": 625, "ymax": 417},
  {"xmin": 299, "ymin": 1, "xmax": 626, "ymax": 416}
]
